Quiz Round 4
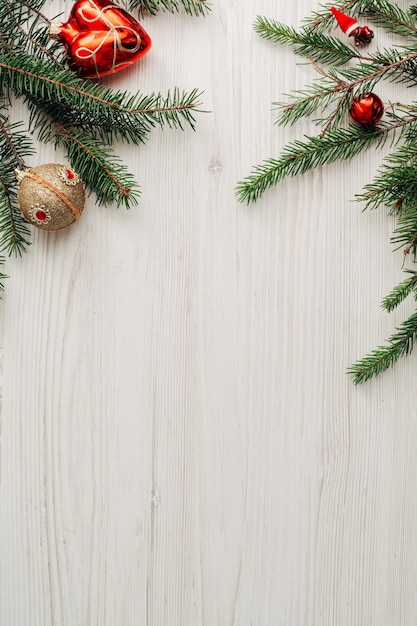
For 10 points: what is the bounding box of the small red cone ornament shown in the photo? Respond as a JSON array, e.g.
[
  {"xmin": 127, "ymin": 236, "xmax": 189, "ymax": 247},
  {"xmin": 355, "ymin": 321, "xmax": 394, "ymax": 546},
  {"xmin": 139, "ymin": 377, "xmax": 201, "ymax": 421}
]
[
  {"xmin": 349, "ymin": 93, "xmax": 384, "ymax": 126},
  {"xmin": 331, "ymin": 6, "xmax": 374, "ymax": 45},
  {"xmin": 50, "ymin": 0, "xmax": 152, "ymax": 78}
]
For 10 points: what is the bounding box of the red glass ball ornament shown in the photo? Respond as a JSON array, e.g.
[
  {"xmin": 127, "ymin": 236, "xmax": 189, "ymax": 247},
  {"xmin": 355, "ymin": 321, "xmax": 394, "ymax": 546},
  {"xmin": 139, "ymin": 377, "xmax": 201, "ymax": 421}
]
[
  {"xmin": 50, "ymin": 0, "xmax": 152, "ymax": 78},
  {"xmin": 349, "ymin": 93, "xmax": 384, "ymax": 126}
]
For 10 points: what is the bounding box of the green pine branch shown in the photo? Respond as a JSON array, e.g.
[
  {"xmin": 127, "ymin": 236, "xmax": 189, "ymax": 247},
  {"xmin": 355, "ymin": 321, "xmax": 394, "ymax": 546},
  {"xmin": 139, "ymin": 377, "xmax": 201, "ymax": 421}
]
[
  {"xmin": 0, "ymin": 173, "xmax": 32, "ymax": 256},
  {"xmin": 363, "ymin": 0, "xmax": 417, "ymax": 36},
  {"xmin": 276, "ymin": 51, "xmax": 417, "ymax": 127},
  {"xmin": 43, "ymin": 122, "xmax": 141, "ymax": 208},
  {"xmin": 275, "ymin": 77, "xmax": 355, "ymax": 127},
  {"xmin": 254, "ymin": 16, "xmax": 361, "ymax": 66},
  {"xmin": 358, "ymin": 143, "xmax": 417, "ymax": 212},
  {"xmin": 302, "ymin": 1, "xmax": 375, "ymax": 32},
  {"xmin": 128, "ymin": 0, "xmax": 210, "ymax": 16},
  {"xmin": 0, "ymin": 115, "xmax": 33, "ymax": 255},
  {"xmin": 23, "ymin": 80, "xmax": 203, "ymax": 147},
  {"xmin": 236, "ymin": 119, "xmax": 414, "ymax": 205},
  {"xmin": 0, "ymin": 52, "xmax": 202, "ymax": 138},
  {"xmin": 390, "ymin": 205, "xmax": 417, "ymax": 257},
  {"xmin": 0, "ymin": 256, "xmax": 8, "ymax": 295},
  {"xmin": 308, "ymin": 0, "xmax": 417, "ymax": 36},
  {"xmin": 348, "ymin": 309, "xmax": 417, "ymax": 383},
  {"xmin": 380, "ymin": 270, "xmax": 417, "ymax": 312},
  {"xmin": 0, "ymin": 0, "xmax": 63, "ymax": 61}
]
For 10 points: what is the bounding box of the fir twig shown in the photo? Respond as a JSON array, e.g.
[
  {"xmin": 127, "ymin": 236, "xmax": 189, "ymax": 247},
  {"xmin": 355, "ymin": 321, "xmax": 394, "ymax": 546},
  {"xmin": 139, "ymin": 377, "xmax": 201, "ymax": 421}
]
[
  {"xmin": 0, "ymin": 53, "xmax": 202, "ymax": 141},
  {"xmin": 381, "ymin": 271, "xmax": 417, "ymax": 311},
  {"xmin": 254, "ymin": 16, "xmax": 365, "ymax": 65},
  {"xmin": 304, "ymin": 1, "xmax": 375, "ymax": 32},
  {"xmin": 53, "ymin": 125, "xmax": 141, "ymax": 208},
  {"xmin": 0, "ymin": 115, "xmax": 33, "ymax": 255},
  {"xmin": 357, "ymin": 143, "xmax": 417, "ymax": 212},
  {"xmin": 363, "ymin": 0, "xmax": 417, "ymax": 36},
  {"xmin": 236, "ymin": 118, "xmax": 416, "ymax": 204},
  {"xmin": 0, "ymin": 256, "xmax": 8, "ymax": 295},
  {"xmin": 348, "ymin": 310, "xmax": 417, "ymax": 383},
  {"xmin": 129, "ymin": 0, "xmax": 210, "ymax": 16}
]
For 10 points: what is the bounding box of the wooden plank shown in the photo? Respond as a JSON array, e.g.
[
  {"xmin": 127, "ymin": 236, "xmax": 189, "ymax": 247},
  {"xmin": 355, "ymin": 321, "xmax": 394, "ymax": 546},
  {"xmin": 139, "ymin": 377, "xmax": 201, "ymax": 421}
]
[{"xmin": 1, "ymin": 1, "xmax": 417, "ymax": 624}]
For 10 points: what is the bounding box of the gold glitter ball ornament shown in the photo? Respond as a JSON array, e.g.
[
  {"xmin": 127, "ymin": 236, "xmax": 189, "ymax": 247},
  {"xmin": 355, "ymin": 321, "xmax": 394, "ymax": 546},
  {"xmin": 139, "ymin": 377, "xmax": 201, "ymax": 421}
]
[{"xmin": 15, "ymin": 163, "xmax": 86, "ymax": 231}]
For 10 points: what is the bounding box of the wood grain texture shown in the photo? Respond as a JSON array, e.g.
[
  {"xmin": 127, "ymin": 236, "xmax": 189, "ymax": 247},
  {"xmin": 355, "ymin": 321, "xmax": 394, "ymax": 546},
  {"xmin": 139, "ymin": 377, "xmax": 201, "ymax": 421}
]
[{"xmin": 1, "ymin": 1, "xmax": 417, "ymax": 624}]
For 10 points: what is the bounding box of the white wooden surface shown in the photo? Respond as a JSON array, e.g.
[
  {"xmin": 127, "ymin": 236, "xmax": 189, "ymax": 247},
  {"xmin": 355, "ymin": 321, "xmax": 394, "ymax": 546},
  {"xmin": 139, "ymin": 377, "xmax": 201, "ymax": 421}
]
[{"xmin": 2, "ymin": 1, "xmax": 417, "ymax": 624}]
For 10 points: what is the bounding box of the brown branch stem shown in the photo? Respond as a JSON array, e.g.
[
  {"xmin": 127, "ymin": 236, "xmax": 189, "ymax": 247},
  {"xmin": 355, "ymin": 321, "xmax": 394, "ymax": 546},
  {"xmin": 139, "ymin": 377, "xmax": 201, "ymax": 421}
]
[
  {"xmin": 282, "ymin": 50, "xmax": 417, "ymax": 115},
  {"xmin": 55, "ymin": 125, "xmax": 131, "ymax": 200},
  {"xmin": 0, "ymin": 118, "xmax": 25, "ymax": 168},
  {"xmin": 0, "ymin": 60, "xmax": 198, "ymax": 118},
  {"xmin": 319, "ymin": 89, "xmax": 353, "ymax": 137}
]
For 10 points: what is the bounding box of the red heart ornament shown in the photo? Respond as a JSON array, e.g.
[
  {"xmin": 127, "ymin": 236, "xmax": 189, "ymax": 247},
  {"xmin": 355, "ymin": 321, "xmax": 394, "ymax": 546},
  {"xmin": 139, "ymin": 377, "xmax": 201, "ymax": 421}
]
[{"xmin": 50, "ymin": 0, "xmax": 152, "ymax": 78}]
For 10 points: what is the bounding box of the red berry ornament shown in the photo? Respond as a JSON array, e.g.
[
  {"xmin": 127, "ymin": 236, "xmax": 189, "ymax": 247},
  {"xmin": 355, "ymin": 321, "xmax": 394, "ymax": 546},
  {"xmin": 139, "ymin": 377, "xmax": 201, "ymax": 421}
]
[
  {"xmin": 349, "ymin": 93, "xmax": 384, "ymax": 126},
  {"xmin": 50, "ymin": 0, "xmax": 152, "ymax": 78}
]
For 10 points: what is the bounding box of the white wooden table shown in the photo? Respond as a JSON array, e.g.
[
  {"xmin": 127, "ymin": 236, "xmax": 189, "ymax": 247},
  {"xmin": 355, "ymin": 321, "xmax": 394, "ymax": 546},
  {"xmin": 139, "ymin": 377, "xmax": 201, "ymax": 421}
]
[{"xmin": 2, "ymin": 1, "xmax": 417, "ymax": 624}]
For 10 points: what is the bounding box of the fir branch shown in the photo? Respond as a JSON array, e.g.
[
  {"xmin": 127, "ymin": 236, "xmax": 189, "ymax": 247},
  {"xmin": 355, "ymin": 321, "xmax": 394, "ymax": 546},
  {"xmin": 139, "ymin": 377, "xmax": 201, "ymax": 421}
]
[
  {"xmin": 51, "ymin": 125, "xmax": 141, "ymax": 208},
  {"xmin": 129, "ymin": 0, "xmax": 210, "ymax": 16},
  {"xmin": 130, "ymin": 87, "xmax": 203, "ymax": 131},
  {"xmin": 0, "ymin": 54, "xmax": 201, "ymax": 160},
  {"xmin": 0, "ymin": 173, "xmax": 31, "ymax": 256},
  {"xmin": 381, "ymin": 270, "xmax": 417, "ymax": 311},
  {"xmin": 363, "ymin": 0, "xmax": 417, "ymax": 35},
  {"xmin": 0, "ymin": 256, "xmax": 7, "ymax": 294},
  {"xmin": 0, "ymin": 116, "xmax": 33, "ymax": 255},
  {"xmin": 0, "ymin": 0, "xmax": 205, "ymax": 297},
  {"xmin": 391, "ymin": 204, "xmax": 417, "ymax": 256},
  {"xmin": 254, "ymin": 16, "xmax": 363, "ymax": 66},
  {"xmin": 276, "ymin": 76, "xmax": 351, "ymax": 126},
  {"xmin": 18, "ymin": 0, "xmax": 50, "ymax": 25},
  {"xmin": 24, "ymin": 87, "xmax": 203, "ymax": 152},
  {"xmin": 236, "ymin": 119, "xmax": 414, "ymax": 205},
  {"xmin": 348, "ymin": 310, "xmax": 417, "ymax": 383},
  {"xmin": 277, "ymin": 50, "xmax": 417, "ymax": 127},
  {"xmin": 367, "ymin": 47, "xmax": 417, "ymax": 86},
  {"xmin": 0, "ymin": 52, "xmax": 149, "ymax": 115},
  {"xmin": 303, "ymin": 0, "xmax": 374, "ymax": 32},
  {"xmin": 358, "ymin": 143, "xmax": 417, "ymax": 212},
  {"xmin": 403, "ymin": 232, "xmax": 417, "ymax": 258},
  {"xmin": 0, "ymin": 53, "xmax": 202, "ymax": 141},
  {"xmin": 0, "ymin": 0, "xmax": 57, "ymax": 59},
  {"xmin": 1, "ymin": 0, "xmax": 57, "ymax": 63},
  {"xmin": 306, "ymin": 0, "xmax": 417, "ymax": 35},
  {"xmin": 319, "ymin": 88, "xmax": 354, "ymax": 136}
]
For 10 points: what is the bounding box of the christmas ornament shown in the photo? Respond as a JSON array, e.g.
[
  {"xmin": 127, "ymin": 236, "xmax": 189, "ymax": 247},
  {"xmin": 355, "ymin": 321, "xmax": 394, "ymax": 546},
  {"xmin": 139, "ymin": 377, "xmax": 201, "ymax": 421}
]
[
  {"xmin": 49, "ymin": 0, "xmax": 152, "ymax": 78},
  {"xmin": 349, "ymin": 93, "xmax": 384, "ymax": 126},
  {"xmin": 15, "ymin": 164, "xmax": 86, "ymax": 231},
  {"xmin": 330, "ymin": 6, "xmax": 374, "ymax": 46}
]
